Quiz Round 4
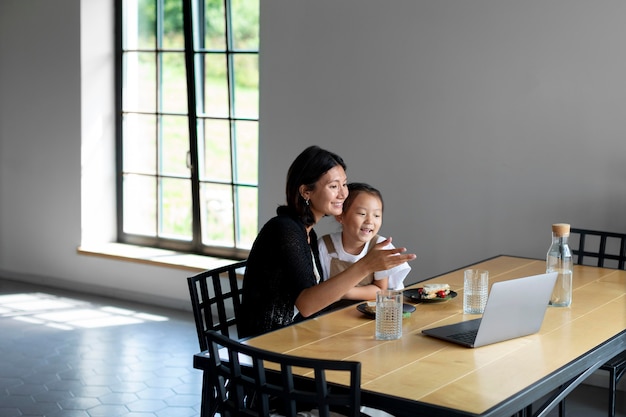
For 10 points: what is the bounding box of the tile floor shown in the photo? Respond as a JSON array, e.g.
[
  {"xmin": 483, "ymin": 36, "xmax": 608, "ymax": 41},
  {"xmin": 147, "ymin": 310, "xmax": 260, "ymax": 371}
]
[
  {"xmin": 0, "ymin": 277, "xmax": 623, "ymax": 417},
  {"xmin": 0, "ymin": 278, "xmax": 201, "ymax": 417}
]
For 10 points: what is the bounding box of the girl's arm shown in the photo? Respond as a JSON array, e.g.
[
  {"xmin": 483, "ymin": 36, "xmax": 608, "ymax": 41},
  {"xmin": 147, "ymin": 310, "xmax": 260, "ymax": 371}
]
[{"xmin": 342, "ymin": 277, "xmax": 389, "ymax": 301}]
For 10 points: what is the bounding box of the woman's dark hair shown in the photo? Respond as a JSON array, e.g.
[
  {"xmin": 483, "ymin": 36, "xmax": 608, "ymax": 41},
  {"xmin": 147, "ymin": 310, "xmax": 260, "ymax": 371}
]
[
  {"xmin": 286, "ymin": 145, "xmax": 347, "ymax": 227},
  {"xmin": 343, "ymin": 182, "xmax": 384, "ymax": 213}
]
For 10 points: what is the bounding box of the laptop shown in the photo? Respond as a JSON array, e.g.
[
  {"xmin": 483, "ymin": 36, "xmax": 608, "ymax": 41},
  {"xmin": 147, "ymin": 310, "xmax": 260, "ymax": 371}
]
[{"xmin": 422, "ymin": 272, "xmax": 558, "ymax": 348}]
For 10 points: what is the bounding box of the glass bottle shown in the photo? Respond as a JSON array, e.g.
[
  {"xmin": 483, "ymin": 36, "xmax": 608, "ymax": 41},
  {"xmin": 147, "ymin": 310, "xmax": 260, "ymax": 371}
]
[{"xmin": 546, "ymin": 223, "xmax": 573, "ymax": 307}]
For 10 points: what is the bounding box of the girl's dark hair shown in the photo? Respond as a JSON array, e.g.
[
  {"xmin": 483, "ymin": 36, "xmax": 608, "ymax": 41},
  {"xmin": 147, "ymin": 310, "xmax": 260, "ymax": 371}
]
[
  {"xmin": 286, "ymin": 145, "xmax": 347, "ymax": 227},
  {"xmin": 343, "ymin": 182, "xmax": 384, "ymax": 212}
]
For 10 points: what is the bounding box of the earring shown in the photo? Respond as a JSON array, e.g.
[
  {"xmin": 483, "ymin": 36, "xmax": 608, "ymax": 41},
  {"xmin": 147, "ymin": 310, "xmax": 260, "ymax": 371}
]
[{"xmin": 305, "ymin": 198, "xmax": 310, "ymax": 206}]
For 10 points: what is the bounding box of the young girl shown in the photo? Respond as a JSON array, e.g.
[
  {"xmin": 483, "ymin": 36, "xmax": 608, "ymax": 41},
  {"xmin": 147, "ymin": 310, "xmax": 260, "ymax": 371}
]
[
  {"xmin": 239, "ymin": 148, "xmax": 416, "ymax": 338},
  {"xmin": 318, "ymin": 183, "xmax": 411, "ymax": 302}
]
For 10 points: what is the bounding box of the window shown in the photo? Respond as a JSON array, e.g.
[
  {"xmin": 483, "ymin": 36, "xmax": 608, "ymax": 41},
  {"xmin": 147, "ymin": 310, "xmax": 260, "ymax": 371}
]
[{"xmin": 117, "ymin": 0, "xmax": 259, "ymax": 259}]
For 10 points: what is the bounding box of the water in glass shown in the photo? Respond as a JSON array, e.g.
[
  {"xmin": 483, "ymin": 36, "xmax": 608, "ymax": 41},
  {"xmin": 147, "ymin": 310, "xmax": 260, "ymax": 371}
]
[{"xmin": 375, "ymin": 290, "xmax": 402, "ymax": 340}]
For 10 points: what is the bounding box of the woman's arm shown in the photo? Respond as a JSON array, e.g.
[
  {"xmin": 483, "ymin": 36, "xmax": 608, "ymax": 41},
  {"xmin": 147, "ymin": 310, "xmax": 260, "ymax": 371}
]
[{"xmin": 296, "ymin": 237, "xmax": 415, "ymax": 316}]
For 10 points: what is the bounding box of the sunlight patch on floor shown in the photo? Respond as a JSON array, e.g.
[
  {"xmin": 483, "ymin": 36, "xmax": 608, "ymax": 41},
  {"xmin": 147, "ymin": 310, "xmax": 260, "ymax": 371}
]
[{"xmin": 0, "ymin": 292, "xmax": 168, "ymax": 329}]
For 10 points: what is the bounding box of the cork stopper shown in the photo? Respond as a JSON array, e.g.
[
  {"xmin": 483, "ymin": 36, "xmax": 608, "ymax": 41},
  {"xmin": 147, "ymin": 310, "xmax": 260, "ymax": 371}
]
[{"xmin": 552, "ymin": 223, "xmax": 570, "ymax": 237}]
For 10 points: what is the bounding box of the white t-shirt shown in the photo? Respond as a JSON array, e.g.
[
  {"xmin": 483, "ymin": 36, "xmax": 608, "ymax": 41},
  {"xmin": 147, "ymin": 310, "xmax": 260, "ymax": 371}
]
[{"xmin": 317, "ymin": 232, "xmax": 411, "ymax": 290}]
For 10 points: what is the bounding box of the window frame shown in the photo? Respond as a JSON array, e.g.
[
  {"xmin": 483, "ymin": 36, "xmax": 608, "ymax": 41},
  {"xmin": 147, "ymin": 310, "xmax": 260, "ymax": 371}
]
[{"xmin": 115, "ymin": 0, "xmax": 258, "ymax": 260}]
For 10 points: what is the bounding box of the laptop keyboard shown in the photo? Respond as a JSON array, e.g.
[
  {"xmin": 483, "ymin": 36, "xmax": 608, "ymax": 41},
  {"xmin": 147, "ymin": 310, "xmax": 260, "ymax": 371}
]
[{"xmin": 448, "ymin": 329, "xmax": 478, "ymax": 344}]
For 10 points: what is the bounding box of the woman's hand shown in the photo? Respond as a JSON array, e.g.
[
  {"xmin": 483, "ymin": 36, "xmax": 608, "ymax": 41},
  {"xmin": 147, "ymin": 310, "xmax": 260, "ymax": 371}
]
[{"xmin": 358, "ymin": 237, "xmax": 416, "ymax": 272}]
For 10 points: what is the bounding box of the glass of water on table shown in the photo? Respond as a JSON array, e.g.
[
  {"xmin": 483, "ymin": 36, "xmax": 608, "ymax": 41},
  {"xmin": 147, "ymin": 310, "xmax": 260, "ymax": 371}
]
[
  {"xmin": 375, "ymin": 289, "xmax": 403, "ymax": 340},
  {"xmin": 463, "ymin": 269, "xmax": 489, "ymax": 314}
]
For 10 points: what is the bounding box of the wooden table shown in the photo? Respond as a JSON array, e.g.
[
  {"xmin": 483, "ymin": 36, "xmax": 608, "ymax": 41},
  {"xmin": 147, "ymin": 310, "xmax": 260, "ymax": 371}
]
[{"xmin": 243, "ymin": 256, "xmax": 626, "ymax": 417}]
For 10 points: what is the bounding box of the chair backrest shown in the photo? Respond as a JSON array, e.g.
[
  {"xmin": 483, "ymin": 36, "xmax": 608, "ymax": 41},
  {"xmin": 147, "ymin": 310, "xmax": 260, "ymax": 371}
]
[
  {"xmin": 569, "ymin": 228, "xmax": 626, "ymax": 270},
  {"xmin": 188, "ymin": 260, "xmax": 247, "ymax": 350},
  {"xmin": 200, "ymin": 330, "xmax": 362, "ymax": 417}
]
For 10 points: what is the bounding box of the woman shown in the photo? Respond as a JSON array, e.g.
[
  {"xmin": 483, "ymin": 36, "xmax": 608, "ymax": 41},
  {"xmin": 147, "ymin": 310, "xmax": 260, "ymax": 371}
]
[{"xmin": 239, "ymin": 146, "xmax": 416, "ymax": 338}]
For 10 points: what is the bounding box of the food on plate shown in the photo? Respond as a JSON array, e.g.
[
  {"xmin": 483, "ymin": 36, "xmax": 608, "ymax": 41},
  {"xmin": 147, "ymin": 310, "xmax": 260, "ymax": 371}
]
[
  {"xmin": 364, "ymin": 301, "xmax": 377, "ymax": 314},
  {"xmin": 419, "ymin": 283, "xmax": 451, "ymax": 299}
]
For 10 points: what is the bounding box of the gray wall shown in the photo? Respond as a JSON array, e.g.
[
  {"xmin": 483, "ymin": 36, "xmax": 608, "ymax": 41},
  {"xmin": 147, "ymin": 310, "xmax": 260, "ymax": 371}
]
[
  {"xmin": 259, "ymin": 0, "xmax": 626, "ymax": 283},
  {"xmin": 0, "ymin": 0, "xmax": 625, "ymax": 310}
]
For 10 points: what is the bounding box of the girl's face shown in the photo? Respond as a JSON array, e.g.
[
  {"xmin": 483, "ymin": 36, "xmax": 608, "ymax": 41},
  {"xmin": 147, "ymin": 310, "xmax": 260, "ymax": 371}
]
[
  {"xmin": 337, "ymin": 192, "xmax": 383, "ymax": 245},
  {"xmin": 303, "ymin": 165, "xmax": 348, "ymax": 223}
]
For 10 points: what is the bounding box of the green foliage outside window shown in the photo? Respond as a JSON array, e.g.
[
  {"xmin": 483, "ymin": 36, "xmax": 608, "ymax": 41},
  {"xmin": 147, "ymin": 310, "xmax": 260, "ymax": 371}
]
[{"xmin": 120, "ymin": 0, "xmax": 259, "ymax": 257}]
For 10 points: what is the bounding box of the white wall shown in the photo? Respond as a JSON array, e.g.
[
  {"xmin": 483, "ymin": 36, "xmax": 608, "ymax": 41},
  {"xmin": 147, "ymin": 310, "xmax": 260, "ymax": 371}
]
[
  {"xmin": 1, "ymin": 0, "xmax": 625, "ymax": 311},
  {"xmin": 0, "ymin": 0, "xmax": 191, "ymax": 309},
  {"xmin": 259, "ymin": 0, "xmax": 626, "ymax": 284}
]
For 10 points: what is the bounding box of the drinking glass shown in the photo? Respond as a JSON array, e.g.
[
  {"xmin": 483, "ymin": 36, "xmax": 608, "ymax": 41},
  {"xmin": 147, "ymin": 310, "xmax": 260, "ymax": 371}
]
[
  {"xmin": 463, "ymin": 269, "xmax": 489, "ymax": 314},
  {"xmin": 375, "ymin": 289, "xmax": 403, "ymax": 340}
]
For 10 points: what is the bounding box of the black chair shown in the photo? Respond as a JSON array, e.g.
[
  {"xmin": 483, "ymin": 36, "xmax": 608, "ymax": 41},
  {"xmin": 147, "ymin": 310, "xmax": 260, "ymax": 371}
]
[
  {"xmin": 570, "ymin": 228, "xmax": 626, "ymax": 270},
  {"xmin": 196, "ymin": 329, "xmax": 364, "ymax": 417},
  {"xmin": 187, "ymin": 260, "xmax": 247, "ymax": 349},
  {"xmin": 569, "ymin": 228, "xmax": 626, "ymax": 417},
  {"xmin": 188, "ymin": 261, "xmax": 247, "ymax": 417}
]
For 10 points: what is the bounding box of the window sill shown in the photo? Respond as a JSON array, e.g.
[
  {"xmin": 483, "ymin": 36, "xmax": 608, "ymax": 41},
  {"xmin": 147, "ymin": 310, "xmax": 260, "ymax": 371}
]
[{"xmin": 77, "ymin": 242, "xmax": 241, "ymax": 272}]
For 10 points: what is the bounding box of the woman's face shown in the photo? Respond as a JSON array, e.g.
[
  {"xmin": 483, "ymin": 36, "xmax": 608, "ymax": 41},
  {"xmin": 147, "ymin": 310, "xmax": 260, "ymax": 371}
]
[
  {"xmin": 337, "ymin": 192, "xmax": 383, "ymax": 245},
  {"xmin": 304, "ymin": 165, "xmax": 348, "ymax": 223}
]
